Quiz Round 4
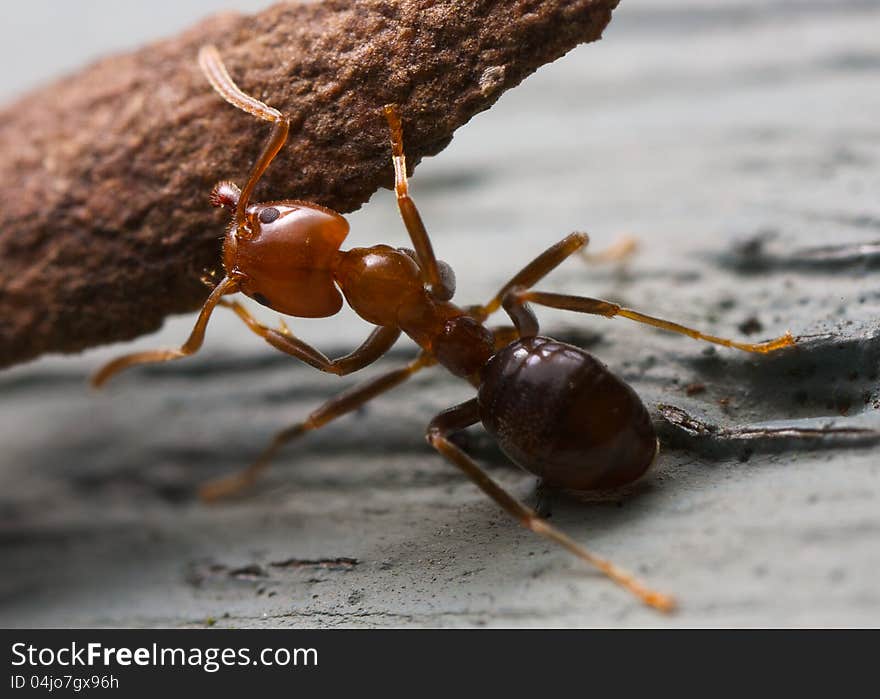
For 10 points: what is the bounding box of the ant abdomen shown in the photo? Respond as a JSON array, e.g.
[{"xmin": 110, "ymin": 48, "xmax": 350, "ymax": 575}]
[{"xmin": 477, "ymin": 336, "xmax": 658, "ymax": 491}]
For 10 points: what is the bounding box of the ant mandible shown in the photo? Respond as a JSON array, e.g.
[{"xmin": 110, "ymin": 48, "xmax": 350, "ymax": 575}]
[{"xmin": 93, "ymin": 45, "xmax": 797, "ymax": 612}]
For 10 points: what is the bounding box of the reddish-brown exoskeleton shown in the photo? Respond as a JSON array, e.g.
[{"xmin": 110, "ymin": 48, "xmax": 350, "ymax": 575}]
[{"xmin": 93, "ymin": 46, "xmax": 797, "ymax": 611}]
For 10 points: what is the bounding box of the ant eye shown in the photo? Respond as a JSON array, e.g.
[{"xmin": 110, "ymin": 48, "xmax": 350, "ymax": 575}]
[{"xmin": 259, "ymin": 207, "xmax": 280, "ymax": 224}]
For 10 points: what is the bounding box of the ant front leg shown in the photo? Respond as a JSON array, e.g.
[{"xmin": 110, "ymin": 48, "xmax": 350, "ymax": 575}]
[
  {"xmin": 426, "ymin": 399, "xmax": 675, "ymax": 612},
  {"xmin": 201, "ymin": 353, "xmax": 435, "ymax": 501},
  {"xmin": 91, "ymin": 275, "xmax": 241, "ymax": 387},
  {"xmin": 221, "ymin": 300, "xmax": 400, "ymax": 375},
  {"xmin": 518, "ymin": 291, "xmax": 795, "ymax": 354},
  {"xmin": 383, "ymin": 105, "xmax": 454, "ymax": 301}
]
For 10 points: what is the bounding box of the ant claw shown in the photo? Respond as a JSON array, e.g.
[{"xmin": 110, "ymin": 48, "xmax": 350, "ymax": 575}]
[{"xmin": 277, "ymin": 318, "xmax": 292, "ymax": 336}]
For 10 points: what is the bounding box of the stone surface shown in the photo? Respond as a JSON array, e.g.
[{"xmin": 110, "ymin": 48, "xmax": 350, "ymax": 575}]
[{"xmin": 1, "ymin": 0, "xmax": 879, "ymax": 627}]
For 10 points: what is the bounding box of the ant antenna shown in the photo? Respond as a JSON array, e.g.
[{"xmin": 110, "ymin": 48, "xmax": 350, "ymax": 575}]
[
  {"xmin": 198, "ymin": 45, "xmax": 282, "ymax": 123},
  {"xmin": 198, "ymin": 45, "xmax": 290, "ymax": 233}
]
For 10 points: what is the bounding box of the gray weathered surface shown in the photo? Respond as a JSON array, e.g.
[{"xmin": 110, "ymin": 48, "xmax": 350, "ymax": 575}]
[{"xmin": 1, "ymin": 0, "xmax": 879, "ymax": 627}]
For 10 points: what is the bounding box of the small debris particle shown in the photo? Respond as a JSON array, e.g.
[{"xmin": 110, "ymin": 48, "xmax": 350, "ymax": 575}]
[
  {"xmin": 737, "ymin": 316, "xmax": 763, "ymax": 335},
  {"xmin": 228, "ymin": 564, "xmax": 268, "ymax": 580},
  {"xmin": 685, "ymin": 382, "xmax": 706, "ymax": 396},
  {"xmin": 479, "ymin": 65, "xmax": 506, "ymax": 96}
]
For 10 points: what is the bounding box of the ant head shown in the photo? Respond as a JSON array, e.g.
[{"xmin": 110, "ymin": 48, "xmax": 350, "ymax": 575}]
[{"xmin": 222, "ymin": 200, "xmax": 350, "ymax": 318}]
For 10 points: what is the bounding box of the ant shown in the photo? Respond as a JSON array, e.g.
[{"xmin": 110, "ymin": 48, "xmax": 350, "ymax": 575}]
[{"xmin": 93, "ymin": 45, "xmax": 797, "ymax": 612}]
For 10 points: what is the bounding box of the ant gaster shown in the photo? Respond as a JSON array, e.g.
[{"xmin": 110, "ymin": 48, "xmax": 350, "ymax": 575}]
[{"xmin": 93, "ymin": 45, "xmax": 797, "ymax": 612}]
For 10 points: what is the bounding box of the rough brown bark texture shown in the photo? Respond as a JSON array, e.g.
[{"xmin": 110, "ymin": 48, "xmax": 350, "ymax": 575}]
[{"xmin": 0, "ymin": 0, "xmax": 619, "ymax": 369}]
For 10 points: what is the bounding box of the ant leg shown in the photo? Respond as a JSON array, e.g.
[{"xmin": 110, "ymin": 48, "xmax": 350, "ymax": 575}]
[
  {"xmin": 581, "ymin": 234, "xmax": 639, "ymax": 264},
  {"xmin": 471, "ymin": 232, "xmax": 589, "ymax": 321},
  {"xmin": 398, "ymin": 247, "xmax": 456, "ymax": 300},
  {"xmin": 220, "ymin": 300, "xmax": 400, "ymax": 375},
  {"xmin": 383, "ymin": 105, "xmax": 453, "ymax": 301},
  {"xmin": 199, "ymin": 45, "xmax": 290, "ymax": 231},
  {"xmin": 426, "ymin": 399, "xmax": 675, "ymax": 612},
  {"xmin": 502, "ymin": 292, "xmax": 540, "ymax": 338},
  {"xmin": 201, "ymin": 353, "xmax": 436, "ymax": 501},
  {"xmin": 91, "ymin": 275, "xmax": 241, "ymax": 387},
  {"xmin": 473, "ymin": 232, "xmax": 793, "ymax": 353},
  {"xmin": 489, "ymin": 325, "xmax": 520, "ymax": 350},
  {"xmin": 518, "ymin": 290, "xmax": 795, "ymax": 354}
]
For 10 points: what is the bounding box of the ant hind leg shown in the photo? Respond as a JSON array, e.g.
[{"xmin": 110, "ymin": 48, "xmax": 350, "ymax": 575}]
[
  {"xmin": 519, "ymin": 290, "xmax": 795, "ymax": 354},
  {"xmin": 472, "ymin": 232, "xmax": 589, "ymax": 321},
  {"xmin": 581, "ymin": 234, "xmax": 639, "ymax": 264},
  {"xmin": 200, "ymin": 352, "xmax": 435, "ymax": 501},
  {"xmin": 467, "ymin": 231, "xmax": 793, "ymax": 354},
  {"xmin": 426, "ymin": 399, "xmax": 675, "ymax": 612}
]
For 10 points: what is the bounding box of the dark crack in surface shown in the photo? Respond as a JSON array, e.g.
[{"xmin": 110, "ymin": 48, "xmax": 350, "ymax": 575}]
[
  {"xmin": 657, "ymin": 404, "xmax": 880, "ymax": 458},
  {"xmin": 719, "ymin": 233, "xmax": 880, "ymax": 273}
]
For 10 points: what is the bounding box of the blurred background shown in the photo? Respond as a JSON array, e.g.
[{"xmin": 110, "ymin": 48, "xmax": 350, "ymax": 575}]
[{"xmin": 1, "ymin": 0, "xmax": 878, "ymax": 627}]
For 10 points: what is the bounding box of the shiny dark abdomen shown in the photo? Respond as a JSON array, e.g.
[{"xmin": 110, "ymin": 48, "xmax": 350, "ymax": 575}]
[{"xmin": 477, "ymin": 337, "xmax": 657, "ymax": 490}]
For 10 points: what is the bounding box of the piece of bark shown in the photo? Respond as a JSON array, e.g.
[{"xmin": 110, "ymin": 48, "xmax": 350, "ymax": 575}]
[{"xmin": 0, "ymin": 0, "xmax": 619, "ymax": 369}]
